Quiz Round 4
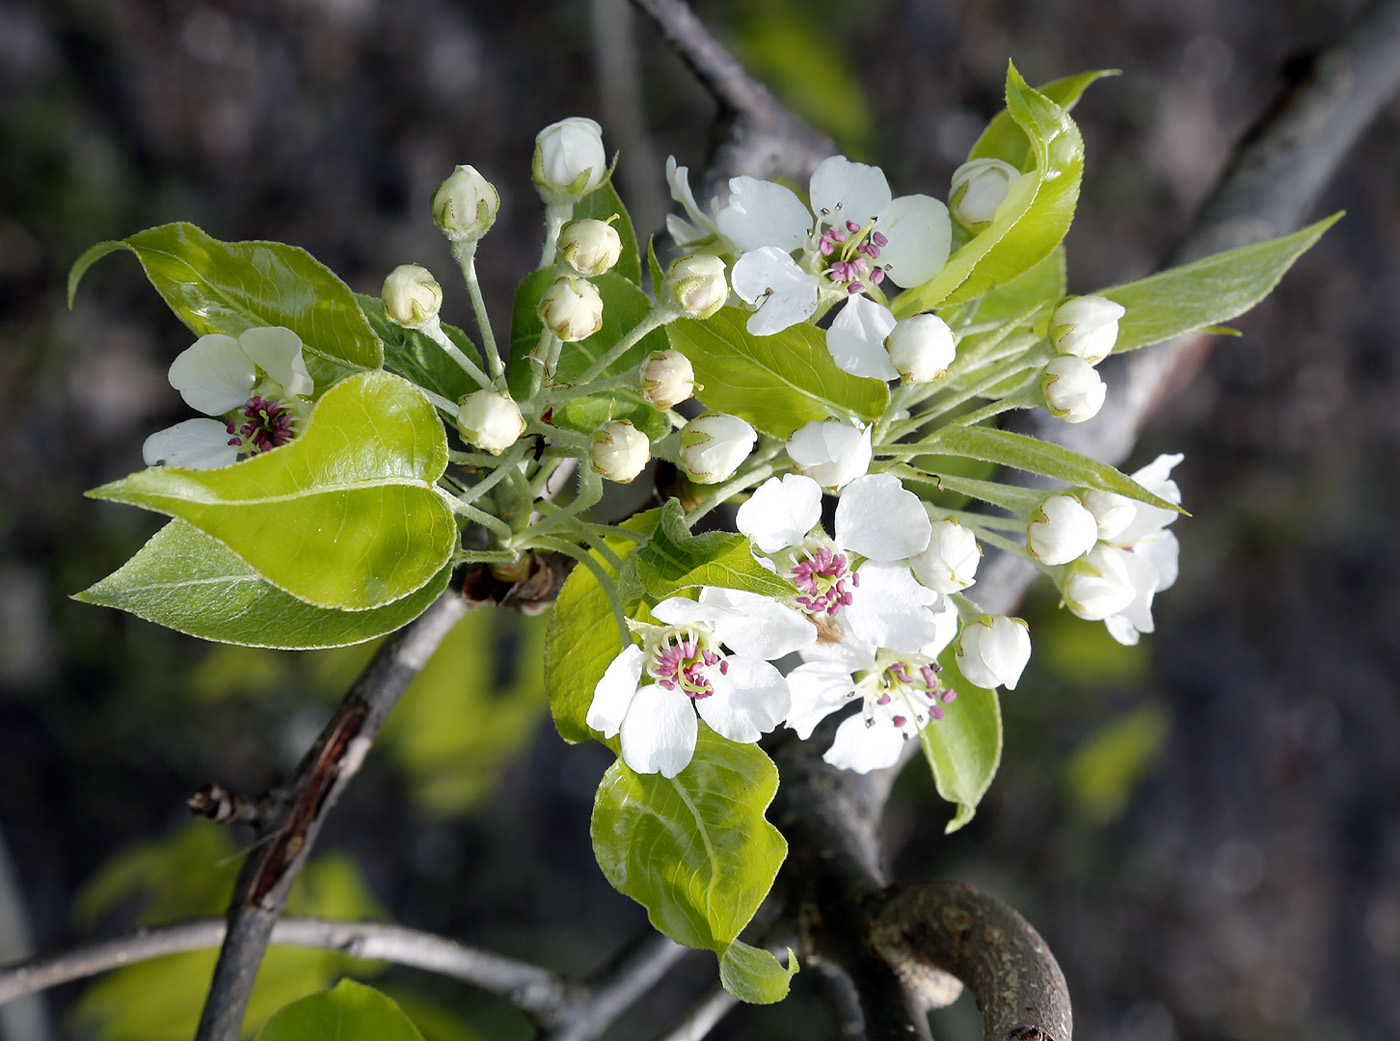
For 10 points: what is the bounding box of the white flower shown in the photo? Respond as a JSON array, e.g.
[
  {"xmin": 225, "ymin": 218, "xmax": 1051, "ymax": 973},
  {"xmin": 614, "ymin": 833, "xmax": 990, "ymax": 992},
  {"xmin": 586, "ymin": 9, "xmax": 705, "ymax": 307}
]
[
  {"xmin": 589, "ymin": 420, "xmax": 649, "ymax": 483},
  {"xmin": 639, "ymin": 349, "xmax": 697, "ymax": 410},
  {"xmin": 558, "ymin": 218, "xmax": 622, "ymax": 277},
  {"xmin": 1026, "ymin": 493, "xmax": 1099, "ymax": 566},
  {"xmin": 950, "ymin": 157, "xmax": 1021, "ymax": 228},
  {"xmin": 587, "ymin": 588, "xmax": 815, "ymax": 777},
  {"xmin": 664, "ymin": 155, "xmax": 720, "ymax": 247},
  {"xmin": 1095, "ymin": 454, "xmax": 1184, "ymax": 646},
  {"xmin": 432, "ymin": 165, "xmax": 499, "ymax": 243},
  {"xmin": 1081, "ymin": 488, "xmax": 1136, "ymax": 541},
  {"xmin": 1062, "ymin": 543, "xmax": 1137, "ymax": 621},
  {"xmin": 678, "ymin": 414, "xmax": 756, "ymax": 484},
  {"xmin": 381, "ymin": 264, "xmax": 443, "ymax": 328},
  {"xmin": 786, "ymin": 420, "xmax": 872, "ymax": 490},
  {"xmin": 885, "ymin": 314, "xmax": 956, "ymax": 383},
  {"xmin": 142, "ymin": 327, "xmax": 313, "ymax": 470},
  {"xmin": 663, "ymin": 253, "xmax": 729, "ymax": 320},
  {"xmin": 712, "ymin": 155, "xmax": 951, "ymax": 378},
  {"xmin": 1051, "ymin": 295, "xmax": 1126, "ymax": 366},
  {"xmin": 955, "ymin": 614, "xmax": 1031, "ymax": 690},
  {"xmin": 533, "ymin": 117, "xmax": 607, "ymax": 201},
  {"xmin": 457, "ymin": 389, "xmax": 525, "ymax": 454},
  {"xmin": 737, "ymin": 473, "xmax": 945, "ymax": 653},
  {"xmin": 1041, "ymin": 354, "xmax": 1106, "ymax": 423},
  {"xmin": 908, "ymin": 518, "xmax": 981, "ymax": 593},
  {"xmin": 538, "ymin": 277, "xmax": 604, "ymax": 342}
]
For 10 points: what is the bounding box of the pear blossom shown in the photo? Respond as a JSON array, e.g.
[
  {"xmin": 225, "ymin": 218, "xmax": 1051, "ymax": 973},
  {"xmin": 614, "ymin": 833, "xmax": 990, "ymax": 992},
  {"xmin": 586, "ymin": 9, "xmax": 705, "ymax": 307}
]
[
  {"xmin": 533, "ymin": 117, "xmax": 607, "ymax": 201},
  {"xmin": 737, "ymin": 473, "xmax": 947, "ymax": 653},
  {"xmin": 587, "ymin": 588, "xmax": 816, "ymax": 777},
  {"xmin": 432, "ymin": 164, "xmax": 499, "ymax": 243},
  {"xmin": 381, "ymin": 264, "xmax": 443, "ymax": 328},
  {"xmin": 786, "ymin": 420, "xmax": 872, "ymax": 490},
  {"xmin": 557, "ymin": 218, "xmax": 622, "ymax": 277},
  {"xmin": 950, "ymin": 157, "xmax": 1022, "ymax": 229},
  {"xmin": 1051, "ymin": 295, "xmax": 1125, "ymax": 365},
  {"xmin": 457, "ymin": 389, "xmax": 525, "ymax": 454},
  {"xmin": 1062, "ymin": 543, "xmax": 1137, "ymax": 620},
  {"xmin": 955, "ymin": 614, "xmax": 1031, "ymax": 690},
  {"xmin": 885, "ymin": 313, "xmax": 956, "ymax": 383},
  {"xmin": 1093, "ymin": 454, "xmax": 1184, "ymax": 645},
  {"xmin": 589, "ymin": 420, "xmax": 649, "ymax": 483},
  {"xmin": 538, "ymin": 276, "xmax": 604, "ymax": 342},
  {"xmin": 664, "ymin": 156, "xmax": 720, "ymax": 247},
  {"xmin": 639, "ymin": 349, "xmax": 696, "ymax": 409},
  {"xmin": 908, "ymin": 518, "xmax": 981, "ymax": 594},
  {"xmin": 663, "ymin": 253, "xmax": 729, "ymax": 320},
  {"xmin": 678, "ymin": 414, "xmax": 756, "ymax": 484},
  {"xmin": 142, "ymin": 327, "xmax": 313, "ymax": 470},
  {"xmin": 1041, "ymin": 354, "xmax": 1106, "ymax": 423},
  {"xmin": 677, "ymin": 155, "xmax": 951, "ymax": 379},
  {"xmin": 1026, "ymin": 493, "xmax": 1099, "ymax": 566}
]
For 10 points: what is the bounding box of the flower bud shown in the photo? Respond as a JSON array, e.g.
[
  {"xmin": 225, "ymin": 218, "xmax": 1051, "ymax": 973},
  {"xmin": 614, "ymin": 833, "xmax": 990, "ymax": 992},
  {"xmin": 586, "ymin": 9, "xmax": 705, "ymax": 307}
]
[
  {"xmin": 589, "ymin": 420, "xmax": 650, "ymax": 483},
  {"xmin": 457, "ymin": 389, "xmax": 525, "ymax": 455},
  {"xmin": 1051, "ymin": 295, "xmax": 1126, "ymax": 365},
  {"xmin": 909, "ymin": 518, "xmax": 981, "ymax": 593},
  {"xmin": 1081, "ymin": 488, "xmax": 1135, "ymax": 542},
  {"xmin": 1062, "ymin": 543, "xmax": 1136, "ymax": 621},
  {"xmin": 1041, "ymin": 354, "xmax": 1106, "ymax": 423},
  {"xmin": 381, "ymin": 264, "xmax": 443, "ymax": 329},
  {"xmin": 956, "ymin": 614, "xmax": 1031, "ymax": 690},
  {"xmin": 1027, "ymin": 493, "xmax": 1099, "ymax": 566},
  {"xmin": 640, "ymin": 349, "xmax": 696, "ymax": 410},
  {"xmin": 538, "ymin": 277, "xmax": 604, "ymax": 342},
  {"xmin": 558, "ymin": 218, "xmax": 622, "ymax": 277},
  {"xmin": 950, "ymin": 157, "xmax": 1021, "ymax": 229},
  {"xmin": 678, "ymin": 413, "xmax": 756, "ymax": 484},
  {"xmin": 664, "ymin": 253, "xmax": 729, "ymax": 320},
  {"xmin": 885, "ymin": 314, "xmax": 956, "ymax": 383},
  {"xmin": 432, "ymin": 165, "xmax": 500, "ymax": 243},
  {"xmin": 786, "ymin": 420, "xmax": 871, "ymax": 490},
  {"xmin": 533, "ymin": 117, "xmax": 608, "ymax": 201}
]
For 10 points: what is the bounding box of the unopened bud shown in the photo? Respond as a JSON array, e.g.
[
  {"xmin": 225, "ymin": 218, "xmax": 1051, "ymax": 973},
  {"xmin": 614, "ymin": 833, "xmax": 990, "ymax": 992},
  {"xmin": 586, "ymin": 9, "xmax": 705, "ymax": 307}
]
[
  {"xmin": 1051, "ymin": 295, "xmax": 1125, "ymax": 365},
  {"xmin": 533, "ymin": 117, "xmax": 608, "ymax": 202},
  {"xmin": 786, "ymin": 420, "xmax": 871, "ymax": 490},
  {"xmin": 538, "ymin": 277, "xmax": 604, "ymax": 342},
  {"xmin": 1081, "ymin": 488, "xmax": 1135, "ymax": 541},
  {"xmin": 1027, "ymin": 493, "xmax": 1099, "ymax": 566},
  {"xmin": 909, "ymin": 518, "xmax": 981, "ymax": 593},
  {"xmin": 432, "ymin": 165, "xmax": 500, "ymax": 243},
  {"xmin": 885, "ymin": 314, "xmax": 956, "ymax": 383},
  {"xmin": 640, "ymin": 349, "xmax": 696, "ymax": 409},
  {"xmin": 381, "ymin": 264, "xmax": 443, "ymax": 328},
  {"xmin": 457, "ymin": 389, "xmax": 525, "ymax": 455},
  {"xmin": 1041, "ymin": 354, "xmax": 1106, "ymax": 423},
  {"xmin": 1062, "ymin": 544, "xmax": 1136, "ymax": 621},
  {"xmin": 589, "ymin": 420, "xmax": 650, "ymax": 483},
  {"xmin": 664, "ymin": 253, "xmax": 728, "ymax": 320},
  {"xmin": 558, "ymin": 218, "xmax": 622, "ymax": 277},
  {"xmin": 950, "ymin": 158, "xmax": 1020, "ymax": 229},
  {"xmin": 678, "ymin": 413, "xmax": 756, "ymax": 484},
  {"xmin": 955, "ymin": 614, "xmax": 1031, "ymax": 690}
]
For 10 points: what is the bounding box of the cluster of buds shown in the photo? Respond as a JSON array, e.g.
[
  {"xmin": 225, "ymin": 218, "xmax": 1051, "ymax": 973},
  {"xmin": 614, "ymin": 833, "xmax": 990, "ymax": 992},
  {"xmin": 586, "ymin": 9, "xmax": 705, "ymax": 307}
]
[{"xmin": 1039, "ymin": 295, "xmax": 1125, "ymax": 423}]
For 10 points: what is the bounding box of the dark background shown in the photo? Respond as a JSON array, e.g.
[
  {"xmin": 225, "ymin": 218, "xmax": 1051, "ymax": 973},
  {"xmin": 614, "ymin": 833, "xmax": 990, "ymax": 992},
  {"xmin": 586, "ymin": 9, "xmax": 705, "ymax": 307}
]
[{"xmin": 2, "ymin": 0, "xmax": 1398, "ymax": 1039}]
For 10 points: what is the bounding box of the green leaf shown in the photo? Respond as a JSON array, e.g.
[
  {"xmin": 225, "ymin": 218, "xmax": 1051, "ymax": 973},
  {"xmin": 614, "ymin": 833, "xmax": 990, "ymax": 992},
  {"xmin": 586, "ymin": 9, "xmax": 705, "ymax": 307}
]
[
  {"xmin": 89, "ymin": 371, "xmax": 456, "ymax": 611},
  {"xmin": 544, "ymin": 511, "xmax": 661, "ymax": 744},
  {"xmin": 969, "ymin": 69, "xmax": 1117, "ymax": 170},
  {"xmin": 930, "ymin": 425, "xmax": 1182, "ymax": 512},
  {"xmin": 920, "ymin": 654, "xmax": 1003, "ymax": 833},
  {"xmin": 896, "ymin": 64, "xmax": 1084, "ymax": 315},
  {"xmin": 591, "ymin": 727, "xmax": 786, "ymax": 953},
  {"xmin": 1105, "ymin": 215, "xmax": 1341, "ymax": 353},
  {"xmin": 972, "ymin": 245, "xmax": 1065, "ymax": 323},
  {"xmin": 572, "ymin": 181, "xmax": 643, "ymax": 285},
  {"xmin": 669, "ymin": 307, "xmax": 888, "ymax": 437},
  {"xmin": 358, "ymin": 293, "xmax": 480, "ymax": 404},
  {"xmin": 718, "ymin": 941, "xmax": 799, "ymax": 1004},
  {"xmin": 254, "ymin": 980, "xmax": 425, "ymax": 1041},
  {"xmin": 70, "ymin": 223, "xmax": 383, "ymax": 386},
  {"xmin": 76, "ymin": 520, "xmax": 450, "ymax": 648}
]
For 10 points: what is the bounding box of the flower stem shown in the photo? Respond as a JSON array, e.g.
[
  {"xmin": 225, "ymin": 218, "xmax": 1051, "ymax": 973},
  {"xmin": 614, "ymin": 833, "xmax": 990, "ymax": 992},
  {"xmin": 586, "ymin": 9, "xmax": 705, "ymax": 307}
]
[
  {"xmin": 572, "ymin": 310, "xmax": 671, "ymax": 388},
  {"xmin": 421, "ymin": 317, "xmax": 492, "ymax": 390},
  {"xmin": 538, "ymin": 202, "xmax": 573, "ymax": 269},
  {"xmin": 452, "ymin": 240, "xmax": 505, "ymax": 385}
]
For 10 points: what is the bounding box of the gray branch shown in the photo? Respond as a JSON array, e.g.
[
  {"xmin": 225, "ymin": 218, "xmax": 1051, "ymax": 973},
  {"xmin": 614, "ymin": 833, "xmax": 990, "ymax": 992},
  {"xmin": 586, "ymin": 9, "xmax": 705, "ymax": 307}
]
[
  {"xmin": 540, "ymin": 932, "xmax": 691, "ymax": 1041},
  {"xmin": 652, "ymin": 984, "xmax": 738, "ymax": 1041}
]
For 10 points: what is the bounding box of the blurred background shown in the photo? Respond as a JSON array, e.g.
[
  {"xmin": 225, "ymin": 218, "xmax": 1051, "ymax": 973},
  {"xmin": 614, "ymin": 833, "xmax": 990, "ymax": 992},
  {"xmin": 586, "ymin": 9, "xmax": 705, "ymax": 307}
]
[{"xmin": 2, "ymin": 0, "xmax": 1398, "ymax": 1039}]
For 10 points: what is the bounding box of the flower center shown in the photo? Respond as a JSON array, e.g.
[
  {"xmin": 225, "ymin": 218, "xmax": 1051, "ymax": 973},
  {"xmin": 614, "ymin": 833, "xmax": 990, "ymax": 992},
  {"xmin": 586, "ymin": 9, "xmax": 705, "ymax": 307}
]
[
  {"xmin": 816, "ymin": 219, "xmax": 888, "ymax": 295},
  {"xmin": 854, "ymin": 656, "xmax": 957, "ymax": 735},
  {"xmin": 790, "ymin": 544, "xmax": 858, "ymax": 616},
  {"xmin": 227, "ymin": 396, "xmax": 295, "ymax": 456},
  {"xmin": 647, "ymin": 630, "xmax": 728, "ymax": 700}
]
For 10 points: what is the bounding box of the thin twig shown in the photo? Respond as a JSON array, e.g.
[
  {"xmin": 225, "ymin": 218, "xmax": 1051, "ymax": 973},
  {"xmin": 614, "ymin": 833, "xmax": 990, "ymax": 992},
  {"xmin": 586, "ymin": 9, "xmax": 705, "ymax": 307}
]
[
  {"xmin": 541, "ymin": 931, "xmax": 691, "ymax": 1041},
  {"xmin": 193, "ymin": 593, "xmax": 471, "ymax": 1041},
  {"xmin": 0, "ymin": 917, "xmax": 570, "ymax": 1017},
  {"xmin": 0, "ymin": 823, "xmax": 51, "ymax": 1041},
  {"xmin": 652, "ymin": 984, "xmax": 738, "ymax": 1041}
]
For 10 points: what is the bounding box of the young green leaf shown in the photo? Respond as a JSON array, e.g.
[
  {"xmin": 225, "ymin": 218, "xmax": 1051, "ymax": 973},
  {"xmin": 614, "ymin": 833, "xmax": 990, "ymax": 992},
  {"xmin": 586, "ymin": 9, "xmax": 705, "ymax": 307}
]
[
  {"xmin": 718, "ymin": 941, "xmax": 799, "ymax": 1004},
  {"xmin": 69, "ymin": 223, "xmax": 383, "ymax": 385},
  {"xmin": 76, "ymin": 520, "xmax": 451, "ymax": 648},
  {"xmin": 969, "ymin": 69, "xmax": 1118, "ymax": 170},
  {"xmin": 254, "ymin": 980, "xmax": 425, "ymax": 1041},
  {"xmin": 591, "ymin": 727, "xmax": 786, "ymax": 956},
  {"xmin": 669, "ymin": 307, "xmax": 889, "ymax": 437},
  {"xmin": 1104, "ymin": 214, "xmax": 1341, "ymax": 353},
  {"xmin": 572, "ymin": 181, "xmax": 643, "ymax": 286},
  {"xmin": 89, "ymin": 371, "xmax": 456, "ymax": 611},
  {"xmin": 357, "ymin": 293, "xmax": 480, "ymax": 404},
  {"xmin": 972, "ymin": 245, "xmax": 1066, "ymax": 323},
  {"xmin": 920, "ymin": 655, "xmax": 1003, "ymax": 832}
]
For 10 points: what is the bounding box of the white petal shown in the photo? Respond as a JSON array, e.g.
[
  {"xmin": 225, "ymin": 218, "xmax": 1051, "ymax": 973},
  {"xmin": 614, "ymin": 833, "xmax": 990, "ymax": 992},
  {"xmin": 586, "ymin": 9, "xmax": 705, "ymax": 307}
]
[
  {"xmin": 845, "ymin": 562, "xmax": 941, "ymax": 653},
  {"xmin": 666, "ymin": 156, "xmax": 716, "ymax": 236},
  {"xmin": 1114, "ymin": 454, "xmax": 1185, "ymax": 543},
  {"xmin": 824, "ymin": 713, "xmax": 906, "ymax": 773},
  {"xmin": 586, "ymin": 644, "xmax": 645, "ymax": 738},
  {"xmin": 239, "ymin": 327, "xmax": 313, "ymax": 398},
  {"xmin": 695, "ymin": 658, "xmax": 790, "ymax": 743},
  {"xmin": 826, "ymin": 296, "xmax": 899, "ymax": 380},
  {"xmin": 141, "ymin": 418, "xmax": 240, "ymax": 469},
  {"xmin": 619, "ymin": 685, "xmax": 698, "ymax": 778},
  {"xmin": 1114, "ymin": 547, "xmax": 1162, "ymax": 636},
  {"xmin": 168, "ymin": 333, "xmax": 256, "ymax": 415},
  {"xmin": 716, "ymin": 177, "xmax": 812, "ymax": 253},
  {"xmin": 736, "ymin": 474, "xmax": 822, "ymax": 553},
  {"xmin": 835, "ymin": 474, "xmax": 932, "ymax": 560},
  {"xmin": 651, "ymin": 596, "xmax": 712, "ymax": 628},
  {"xmin": 731, "ymin": 248, "xmax": 818, "ymax": 335},
  {"xmin": 1104, "ymin": 614, "xmax": 1143, "ymax": 646},
  {"xmin": 785, "ymin": 661, "xmax": 858, "ymax": 739},
  {"xmin": 698, "ymin": 587, "xmax": 816, "ymax": 659},
  {"xmin": 809, "ymin": 156, "xmax": 891, "ymax": 231},
  {"xmin": 919, "ymin": 596, "xmax": 962, "ymax": 658},
  {"xmin": 1138, "ymin": 529, "xmax": 1180, "ymax": 592},
  {"xmin": 876, "ymin": 195, "xmax": 952, "ymax": 288}
]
